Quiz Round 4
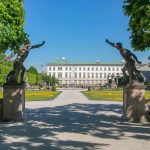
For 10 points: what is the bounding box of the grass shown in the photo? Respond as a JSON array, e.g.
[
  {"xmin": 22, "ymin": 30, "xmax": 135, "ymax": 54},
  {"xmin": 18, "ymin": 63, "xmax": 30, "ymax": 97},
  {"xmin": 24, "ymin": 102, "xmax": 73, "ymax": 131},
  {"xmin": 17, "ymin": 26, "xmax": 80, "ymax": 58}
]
[
  {"xmin": 0, "ymin": 90, "xmax": 61, "ymax": 101},
  {"xmin": 82, "ymin": 90, "xmax": 150, "ymax": 101}
]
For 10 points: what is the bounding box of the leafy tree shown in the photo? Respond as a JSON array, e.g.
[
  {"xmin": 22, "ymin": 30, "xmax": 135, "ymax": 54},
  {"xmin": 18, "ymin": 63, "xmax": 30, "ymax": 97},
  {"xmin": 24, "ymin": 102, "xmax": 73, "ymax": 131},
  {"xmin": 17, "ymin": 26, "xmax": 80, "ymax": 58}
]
[
  {"xmin": 41, "ymin": 73, "xmax": 51, "ymax": 85},
  {"xmin": 0, "ymin": 64, "xmax": 12, "ymax": 85},
  {"xmin": 123, "ymin": 0, "xmax": 150, "ymax": 51},
  {"xmin": 36, "ymin": 75, "xmax": 42, "ymax": 85},
  {"xmin": 28, "ymin": 66, "xmax": 38, "ymax": 75},
  {"xmin": 0, "ymin": 0, "xmax": 26, "ymax": 53},
  {"xmin": 26, "ymin": 72, "xmax": 42, "ymax": 85},
  {"xmin": 0, "ymin": 54, "xmax": 13, "ymax": 67},
  {"xmin": 0, "ymin": 54, "xmax": 13, "ymax": 85},
  {"xmin": 51, "ymin": 76, "xmax": 59, "ymax": 86},
  {"xmin": 118, "ymin": 0, "xmax": 150, "ymax": 120},
  {"xmin": 41, "ymin": 73, "xmax": 59, "ymax": 86}
]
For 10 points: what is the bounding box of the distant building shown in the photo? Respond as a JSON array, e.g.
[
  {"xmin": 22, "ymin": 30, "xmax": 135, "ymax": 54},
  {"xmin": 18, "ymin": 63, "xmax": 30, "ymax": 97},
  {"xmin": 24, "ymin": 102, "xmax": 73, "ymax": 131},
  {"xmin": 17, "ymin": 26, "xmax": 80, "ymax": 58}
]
[
  {"xmin": 138, "ymin": 64, "xmax": 150, "ymax": 83},
  {"xmin": 47, "ymin": 57, "xmax": 125, "ymax": 86}
]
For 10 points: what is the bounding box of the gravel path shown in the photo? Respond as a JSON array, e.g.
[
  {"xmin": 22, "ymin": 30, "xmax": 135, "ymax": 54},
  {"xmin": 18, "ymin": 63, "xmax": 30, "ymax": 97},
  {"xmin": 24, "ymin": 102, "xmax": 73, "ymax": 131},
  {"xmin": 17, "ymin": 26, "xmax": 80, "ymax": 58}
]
[{"xmin": 0, "ymin": 89, "xmax": 150, "ymax": 150}]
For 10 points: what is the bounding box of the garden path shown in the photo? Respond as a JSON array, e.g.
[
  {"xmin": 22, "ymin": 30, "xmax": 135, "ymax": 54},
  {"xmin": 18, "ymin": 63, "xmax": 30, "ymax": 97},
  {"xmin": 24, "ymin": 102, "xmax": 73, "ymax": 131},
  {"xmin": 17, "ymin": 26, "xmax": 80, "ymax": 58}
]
[{"xmin": 0, "ymin": 89, "xmax": 150, "ymax": 150}]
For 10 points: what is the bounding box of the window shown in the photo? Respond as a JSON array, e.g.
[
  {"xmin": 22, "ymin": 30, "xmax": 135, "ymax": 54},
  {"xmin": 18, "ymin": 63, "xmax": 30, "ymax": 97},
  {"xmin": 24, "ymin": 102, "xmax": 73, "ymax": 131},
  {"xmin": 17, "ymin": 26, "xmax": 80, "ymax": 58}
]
[
  {"xmin": 116, "ymin": 68, "xmax": 119, "ymax": 71},
  {"xmin": 69, "ymin": 67, "xmax": 71, "ymax": 71},
  {"xmin": 87, "ymin": 73, "xmax": 90, "ymax": 78},
  {"xmin": 100, "ymin": 73, "xmax": 102, "ymax": 78},
  {"xmin": 88, "ymin": 67, "xmax": 90, "ymax": 71},
  {"xmin": 69, "ymin": 73, "xmax": 71, "ymax": 77},
  {"xmin": 91, "ymin": 73, "xmax": 94, "ymax": 78},
  {"xmin": 79, "ymin": 67, "xmax": 81, "ymax": 71},
  {"xmin": 53, "ymin": 67, "xmax": 55, "ymax": 70},
  {"xmin": 96, "ymin": 73, "xmax": 98, "ymax": 78},
  {"xmin": 112, "ymin": 67, "xmax": 115, "ymax": 71},
  {"xmin": 58, "ymin": 73, "xmax": 62, "ymax": 78},
  {"xmin": 79, "ymin": 73, "xmax": 81, "ymax": 78},
  {"xmin": 66, "ymin": 67, "xmax": 68, "ymax": 71},
  {"xmin": 83, "ymin": 67, "xmax": 85, "ymax": 71},
  {"xmin": 83, "ymin": 73, "xmax": 86, "ymax": 78},
  {"xmin": 75, "ymin": 73, "xmax": 77, "ymax": 78},
  {"xmin": 104, "ymin": 67, "xmax": 106, "ymax": 71},
  {"xmin": 92, "ymin": 67, "xmax": 94, "ymax": 71},
  {"xmin": 96, "ymin": 67, "xmax": 98, "ymax": 71},
  {"xmin": 49, "ymin": 67, "xmax": 51, "ymax": 71},
  {"xmin": 104, "ymin": 73, "xmax": 106, "ymax": 78},
  {"xmin": 65, "ymin": 73, "xmax": 68, "ymax": 78},
  {"xmin": 58, "ymin": 67, "xmax": 62, "ymax": 71},
  {"xmin": 108, "ymin": 67, "xmax": 111, "ymax": 71}
]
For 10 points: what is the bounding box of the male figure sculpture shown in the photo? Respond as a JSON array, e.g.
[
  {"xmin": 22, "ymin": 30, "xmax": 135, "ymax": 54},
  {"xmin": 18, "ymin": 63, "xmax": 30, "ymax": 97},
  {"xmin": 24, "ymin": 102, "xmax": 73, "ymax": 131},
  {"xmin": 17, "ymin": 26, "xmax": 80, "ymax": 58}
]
[
  {"xmin": 6, "ymin": 40, "xmax": 45, "ymax": 85},
  {"xmin": 106, "ymin": 39, "xmax": 144, "ymax": 84}
]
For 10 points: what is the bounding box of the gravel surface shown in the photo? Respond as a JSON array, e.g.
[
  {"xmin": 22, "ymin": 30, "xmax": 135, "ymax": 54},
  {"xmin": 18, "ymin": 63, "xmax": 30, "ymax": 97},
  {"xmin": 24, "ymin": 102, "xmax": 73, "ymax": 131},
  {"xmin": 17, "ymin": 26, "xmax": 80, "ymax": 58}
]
[{"xmin": 0, "ymin": 89, "xmax": 150, "ymax": 150}]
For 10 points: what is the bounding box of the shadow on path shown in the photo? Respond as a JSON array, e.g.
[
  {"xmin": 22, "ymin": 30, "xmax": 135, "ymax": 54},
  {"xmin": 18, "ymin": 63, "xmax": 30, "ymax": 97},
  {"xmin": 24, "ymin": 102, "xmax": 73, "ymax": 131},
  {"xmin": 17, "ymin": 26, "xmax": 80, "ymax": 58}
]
[{"xmin": 0, "ymin": 103, "xmax": 150, "ymax": 150}]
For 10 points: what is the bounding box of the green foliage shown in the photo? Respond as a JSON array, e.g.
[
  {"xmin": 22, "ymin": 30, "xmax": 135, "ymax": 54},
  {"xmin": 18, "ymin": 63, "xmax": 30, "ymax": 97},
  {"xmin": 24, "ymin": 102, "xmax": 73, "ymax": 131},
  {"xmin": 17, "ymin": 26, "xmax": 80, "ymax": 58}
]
[
  {"xmin": 51, "ymin": 76, "xmax": 59, "ymax": 86},
  {"xmin": 36, "ymin": 74, "xmax": 42, "ymax": 84},
  {"xmin": 0, "ymin": 64, "xmax": 12, "ymax": 85},
  {"xmin": 123, "ymin": 0, "xmax": 150, "ymax": 51},
  {"xmin": 51, "ymin": 86, "xmax": 56, "ymax": 91},
  {"xmin": 41, "ymin": 73, "xmax": 59, "ymax": 86},
  {"xmin": 88, "ymin": 86, "xmax": 91, "ymax": 91},
  {"xmin": 28, "ymin": 66, "xmax": 38, "ymax": 75},
  {"xmin": 0, "ymin": 54, "xmax": 13, "ymax": 66},
  {"xmin": 0, "ymin": 0, "xmax": 26, "ymax": 53},
  {"xmin": 26, "ymin": 72, "xmax": 42, "ymax": 85},
  {"xmin": 41, "ymin": 73, "xmax": 51, "ymax": 84}
]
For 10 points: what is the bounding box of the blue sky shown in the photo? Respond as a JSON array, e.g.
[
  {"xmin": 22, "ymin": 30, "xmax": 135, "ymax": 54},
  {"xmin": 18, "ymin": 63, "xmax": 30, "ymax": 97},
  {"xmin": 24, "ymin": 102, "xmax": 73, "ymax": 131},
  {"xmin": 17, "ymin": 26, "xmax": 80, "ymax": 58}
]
[{"xmin": 24, "ymin": 0, "xmax": 149, "ymax": 71}]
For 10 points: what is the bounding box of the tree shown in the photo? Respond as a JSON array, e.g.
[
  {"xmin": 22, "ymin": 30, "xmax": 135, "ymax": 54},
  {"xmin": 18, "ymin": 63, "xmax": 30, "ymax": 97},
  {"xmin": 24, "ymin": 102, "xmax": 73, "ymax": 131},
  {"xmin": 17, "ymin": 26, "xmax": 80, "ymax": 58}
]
[
  {"xmin": 41, "ymin": 73, "xmax": 51, "ymax": 85},
  {"xmin": 28, "ymin": 66, "xmax": 38, "ymax": 75},
  {"xmin": 123, "ymin": 0, "xmax": 150, "ymax": 51},
  {"xmin": 51, "ymin": 76, "xmax": 59, "ymax": 86},
  {"xmin": 0, "ymin": 0, "xmax": 26, "ymax": 54},
  {"xmin": 0, "ymin": 64, "xmax": 12, "ymax": 85},
  {"xmin": 0, "ymin": 54, "xmax": 13, "ymax": 66},
  {"xmin": 26, "ymin": 72, "xmax": 42, "ymax": 85},
  {"xmin": 41, "ymin": 73, "xmax": 59, "ymax": 86}
]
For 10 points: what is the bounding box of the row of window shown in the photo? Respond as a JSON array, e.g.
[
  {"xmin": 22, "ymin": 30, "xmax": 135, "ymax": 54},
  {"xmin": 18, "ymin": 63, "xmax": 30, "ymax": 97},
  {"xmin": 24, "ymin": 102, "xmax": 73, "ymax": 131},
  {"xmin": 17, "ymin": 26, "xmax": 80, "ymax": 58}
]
[
  {"xmin": 59, "ymin": 80, "xmax": 106, "ymax": 84},
  {"xmin": 48, "ymin": 66, "xmax": 122, "ymax": 71},
  {"xmin": 49, "ymin": 72, "xmax": 122, "ymax": 78}
]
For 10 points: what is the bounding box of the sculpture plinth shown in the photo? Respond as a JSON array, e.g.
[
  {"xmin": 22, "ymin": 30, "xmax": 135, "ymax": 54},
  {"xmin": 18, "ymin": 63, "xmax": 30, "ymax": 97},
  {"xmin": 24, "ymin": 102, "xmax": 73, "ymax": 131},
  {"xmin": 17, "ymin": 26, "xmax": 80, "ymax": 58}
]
[
  {"xmin": 123, "ymin": 84, "xmax": 147, "ymax": 123},
  {"xmin": 0, "ymin": 100, "xmax": 3, "ymax": 120},
  {"xmin": 3, "ymin": 85, "xmax": 25, "ymax": 121}
]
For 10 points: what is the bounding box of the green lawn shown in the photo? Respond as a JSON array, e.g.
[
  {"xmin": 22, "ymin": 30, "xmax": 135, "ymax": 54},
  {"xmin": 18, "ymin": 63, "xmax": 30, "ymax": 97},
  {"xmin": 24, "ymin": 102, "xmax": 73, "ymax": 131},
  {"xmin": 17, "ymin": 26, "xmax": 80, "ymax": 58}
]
[
  {"xmin": 0, "ymin": 90, "xmax": 61, "ymax": 101},
  {"xmin": 82, "ymin": 90, "xmax": 150, "ymax": 101}
]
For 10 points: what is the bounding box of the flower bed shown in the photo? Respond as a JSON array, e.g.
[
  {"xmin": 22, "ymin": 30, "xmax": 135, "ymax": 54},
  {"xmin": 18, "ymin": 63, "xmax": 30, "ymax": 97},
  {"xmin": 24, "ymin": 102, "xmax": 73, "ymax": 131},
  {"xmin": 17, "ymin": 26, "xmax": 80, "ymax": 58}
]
[
  {"xmin": 83, "ymin": 90, "xmax": 150, "ymax": 101},
  {"xmin": 0, "ymin": 90, "xmax": 61, "ymax": 101}
]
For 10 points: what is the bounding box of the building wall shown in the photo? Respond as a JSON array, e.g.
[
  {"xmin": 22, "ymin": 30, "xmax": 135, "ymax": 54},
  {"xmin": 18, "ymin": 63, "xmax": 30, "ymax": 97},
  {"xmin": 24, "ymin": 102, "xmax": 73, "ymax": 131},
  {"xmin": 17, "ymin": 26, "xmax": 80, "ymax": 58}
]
[{"xmin": 47, "ymin": 64, "xmax": 124, "ymax": 86}]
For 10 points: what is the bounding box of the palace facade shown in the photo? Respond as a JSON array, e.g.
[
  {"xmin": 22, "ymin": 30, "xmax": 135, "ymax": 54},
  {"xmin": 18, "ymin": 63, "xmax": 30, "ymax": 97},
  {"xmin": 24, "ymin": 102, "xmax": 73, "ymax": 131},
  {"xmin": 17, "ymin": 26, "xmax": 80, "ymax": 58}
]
[{"xmin": 47, "ymin": 58, "xmax": 125, "ymax": 86}]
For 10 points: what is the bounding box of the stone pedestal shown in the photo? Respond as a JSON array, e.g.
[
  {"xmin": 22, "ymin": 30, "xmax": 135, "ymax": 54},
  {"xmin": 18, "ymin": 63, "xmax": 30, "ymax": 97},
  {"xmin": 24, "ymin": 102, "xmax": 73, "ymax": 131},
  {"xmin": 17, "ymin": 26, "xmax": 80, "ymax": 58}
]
[
  {"xmin": 0, "ymin": 100, "xmax": 3, "ymax": 120},
  {"xmin": 123, "ymin": 84, "xmax": 147, "ymax": 123},
  {"xmin": 3, "ymin": 85, "xmax": 25, "ymax": 121}
]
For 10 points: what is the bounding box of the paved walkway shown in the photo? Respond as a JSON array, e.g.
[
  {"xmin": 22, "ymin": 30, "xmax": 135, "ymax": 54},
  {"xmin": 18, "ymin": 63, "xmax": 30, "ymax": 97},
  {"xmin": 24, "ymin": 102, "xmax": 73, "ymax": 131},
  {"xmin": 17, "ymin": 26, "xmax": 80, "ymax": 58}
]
[{"xmin": 0, "ymin": 89, "xmax": 150, "ymax": 150}]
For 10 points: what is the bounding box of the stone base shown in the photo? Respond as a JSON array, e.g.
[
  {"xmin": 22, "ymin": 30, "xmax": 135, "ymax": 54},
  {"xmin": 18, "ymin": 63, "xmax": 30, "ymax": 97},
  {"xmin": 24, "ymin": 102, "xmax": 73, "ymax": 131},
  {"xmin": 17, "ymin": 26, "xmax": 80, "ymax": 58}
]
[
  {"xmin": 0, "ymin": 100, "xmax": 3, "ymax": 120},
  {"xmin": 123, "ymin": 84, "xmax": 147, "ymax": 123},
  {"xmin": 3, "ymin": 85, "xmax": 25, "ymax": 121}
]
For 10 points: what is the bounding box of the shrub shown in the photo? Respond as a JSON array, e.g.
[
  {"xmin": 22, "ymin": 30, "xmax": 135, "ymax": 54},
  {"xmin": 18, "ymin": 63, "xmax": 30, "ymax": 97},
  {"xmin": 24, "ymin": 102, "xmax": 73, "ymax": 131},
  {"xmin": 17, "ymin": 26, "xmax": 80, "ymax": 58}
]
[
  {"xmin": 88, "ymin": 86, "xmax": 91, "ymax": 91},
  {"xmin": 52, "ymin": 86, "xmax": 56, "ymax": 91}
]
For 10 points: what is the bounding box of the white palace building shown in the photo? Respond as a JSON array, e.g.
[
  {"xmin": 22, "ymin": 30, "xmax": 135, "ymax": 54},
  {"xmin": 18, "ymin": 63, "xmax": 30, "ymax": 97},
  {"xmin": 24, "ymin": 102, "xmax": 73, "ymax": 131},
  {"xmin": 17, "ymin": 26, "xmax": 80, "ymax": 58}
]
[{"xmin": 46, "ymin": 57, "xmax": 126, "ymax": 86}]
